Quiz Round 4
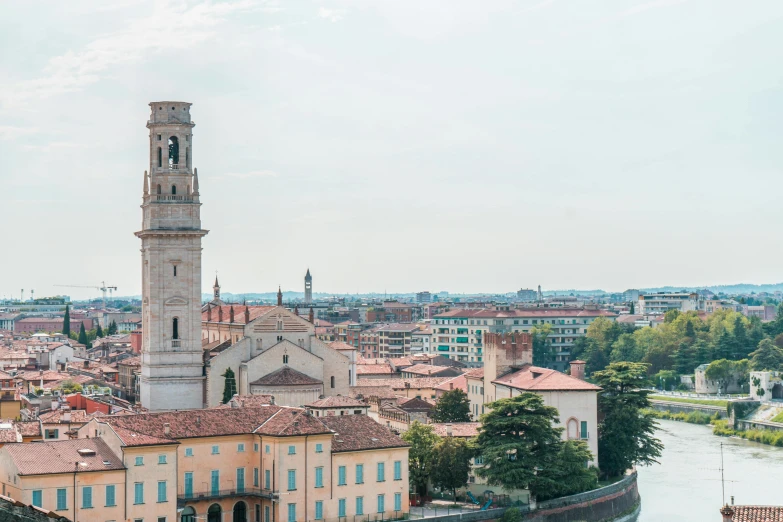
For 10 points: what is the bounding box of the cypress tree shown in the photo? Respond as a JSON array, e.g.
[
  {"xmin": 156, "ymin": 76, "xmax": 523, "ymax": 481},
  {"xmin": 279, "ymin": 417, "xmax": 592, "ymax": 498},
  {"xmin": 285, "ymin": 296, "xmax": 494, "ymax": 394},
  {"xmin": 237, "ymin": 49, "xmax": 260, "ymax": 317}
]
[
  {"xmin": 78, "ymin": 323, "xmax": 88, "ymax": 346},
  {"xmin": 62, "ymin": 305, "xmax": 71, "ymax": 337},
  {"xmin": 96, "ymin": 323, "xmax": 104, "ymax": 338},
  {"xmin": 108, "ymin": 320, "xmax": 118, "ymax": 336},
  {"xmin": 221, "ymin": 368, "xmax": 237, "ymax": 403}
]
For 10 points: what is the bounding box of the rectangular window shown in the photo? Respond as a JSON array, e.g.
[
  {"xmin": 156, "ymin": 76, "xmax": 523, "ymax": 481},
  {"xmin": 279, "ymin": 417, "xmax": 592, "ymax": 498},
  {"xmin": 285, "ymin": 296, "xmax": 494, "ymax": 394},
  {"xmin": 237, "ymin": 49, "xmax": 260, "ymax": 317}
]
[
  {"xmin": 82, "ymin": 486, "xmax": 92, "ymax": 508},
  {"xmin": 265, "ymin": 445, "xmax": 270, "ymax": 454},
  {"xmin": 339, "ymin": 498, "xmax": 346, "ymax": 517},
  {"xmin": 315, "ymin": 443, "xmax": 323, "ymax": 453},
  {"xmin": 212, "ymin": 445, "xmax": 219, "ymax": 455},
  {"xmin": 377, "ymin": 462, "xmax": 385, "ymax": 482},
  {"xmin": 32, "ymin": 490, "xmax": 42, "ymax": 508},
  {"xmin": 395, "ymin": 492, "xmax": 402, "ymax": 511},
  {"xmin": 288, "ymin": 503, "xmax": 296, "ymax": 522},
  {"xmin": 106, "ymin": 485, "xmax": 116, "ymax": 506},
  {"xmin": 315, "ymin": 467, "xmax": 324, "ymax": 488},
  {"xmin": 338, "ymin": 465, "xmax": 346, "ymax": 485},
  {"xmin": 45, "ymin": 429, "xmax": 58, "ymax": 439},
  {"xmin": 237, "ymin": 468, "xmax": 245, "ymax": 493},
  {"xmin": 377, "ymin": 494, "xmax": 385, "ymax": 513},
  {"xmin": 287, "ymin": 469, "xmax": 296, "ymax": 491},
  {"xmin": 264, "ymin": 469, "xmax": 271, "ymax": 489},
  {"xmin": 184, "ymin": 472, "xmax": 193, "ymax": 498},
  {"xmin": 394, "ymin": 461, "xmax": 402, "ymax": 480},
  {"xmin": 134, "ymin": 482, "xmax": 144, "ymax": 505},
  {"xmin": 56, "ymin": 489, "xmax": 67, "ymax": 510},
  {"xmin": 288, "ymin": 445, "xmax": 296, "ymax": 455},
  {"xmin": 254, "ymin": 468, "xmax": 259, "ymax": 487},
  {"xmin": 265, "ymin": 506, "xmax": 270, "ymax": 522},
  {"xmin": 315, "ymin": 501, "xmax": 323, "ymax": 520},
  {"xmin": 356, "ymin": 496, "xmax": 364, "ymax": 515},
  {"xmin": 185, "ymin": 448, "xmax": 194, "ymax": 457},
  {"xmin": 157, "ymin": 481, "xmax": 167, "ymax": 503},
  {"xmin": 581, "ymin": 421, "xmax": 588, "ymax": 439},
  {"xmin": 355, "ymin": 464, "xmax": 364, "ymax": 484},
  {"xmin": 256, "ymin": 504, "xmax": 261, "ymax": 522},
  {"xmin": 135, "ymin": 456, "xmax": 144, "ymax": 466},
  {"xmin": 211, "ymin": 470, "xmax": 220, "ymax": 495},
  {"xmin": 238, "ymin": 443, "xmax": 245, "ymax": 453},
  {"xmin": 158, "ymin": 454, "xmax": 167, "ymax": 464},
  {"xmin": 254, "ymin": 443, "xmax": 259, "ymax": 452}
]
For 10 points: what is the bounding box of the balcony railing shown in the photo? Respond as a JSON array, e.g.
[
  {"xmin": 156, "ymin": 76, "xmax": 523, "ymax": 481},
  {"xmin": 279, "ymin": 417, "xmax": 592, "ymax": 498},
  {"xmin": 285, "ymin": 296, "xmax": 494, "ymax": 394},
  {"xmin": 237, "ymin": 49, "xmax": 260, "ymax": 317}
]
[
  {"xmin": 154, "ymin": 195, "xmax": 193, "ymax": 202},
  {"xmin": 178, "ymin": 487, "xmax": 277, "ymax": 507}
]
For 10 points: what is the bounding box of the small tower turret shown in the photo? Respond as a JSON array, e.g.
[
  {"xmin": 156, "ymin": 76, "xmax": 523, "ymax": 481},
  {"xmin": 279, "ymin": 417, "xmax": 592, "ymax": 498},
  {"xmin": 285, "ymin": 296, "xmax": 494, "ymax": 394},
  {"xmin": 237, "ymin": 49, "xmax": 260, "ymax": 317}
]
[
  {"xmin": 304, "ymin": 268, "xmax": 313, "ymax": 304},
  {"xmin": 277, "ymin": 286, "xmax": 283, "ymax": 307}
]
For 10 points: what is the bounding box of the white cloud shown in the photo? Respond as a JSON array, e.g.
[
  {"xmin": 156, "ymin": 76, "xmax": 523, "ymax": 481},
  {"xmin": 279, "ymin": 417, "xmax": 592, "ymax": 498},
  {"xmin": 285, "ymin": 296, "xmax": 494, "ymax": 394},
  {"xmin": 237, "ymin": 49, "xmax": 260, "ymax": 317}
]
[
  {"xmin": 219, "ymin": 170, "xmax": 280, "ymax": 179},
  {"xmin": 0, "ymin": 0, "xmax": 269, "ymax": 108},
  {"xmin": 318, "ymin": 7, "xmax": 344, "ymax": 22},
  {"xmin": 0, "ymin": 126, "xmax": 38, "ymax": 140}
]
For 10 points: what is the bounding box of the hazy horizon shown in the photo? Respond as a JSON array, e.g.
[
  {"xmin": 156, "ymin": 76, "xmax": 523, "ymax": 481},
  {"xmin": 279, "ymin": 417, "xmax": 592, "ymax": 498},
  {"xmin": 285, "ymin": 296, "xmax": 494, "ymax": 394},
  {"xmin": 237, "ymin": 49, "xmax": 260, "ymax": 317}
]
[{"xmin": 4, "ymin": 1, "xmax": 783, "ymax": 300}]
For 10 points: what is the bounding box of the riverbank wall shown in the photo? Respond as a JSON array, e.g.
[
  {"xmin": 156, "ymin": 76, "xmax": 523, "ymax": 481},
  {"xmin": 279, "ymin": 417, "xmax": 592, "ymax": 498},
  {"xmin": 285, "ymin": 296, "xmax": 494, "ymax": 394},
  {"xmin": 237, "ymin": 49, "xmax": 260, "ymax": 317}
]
[{"xmin": 649, "ymin": 399, "xmax": 726, "ymax": 418}]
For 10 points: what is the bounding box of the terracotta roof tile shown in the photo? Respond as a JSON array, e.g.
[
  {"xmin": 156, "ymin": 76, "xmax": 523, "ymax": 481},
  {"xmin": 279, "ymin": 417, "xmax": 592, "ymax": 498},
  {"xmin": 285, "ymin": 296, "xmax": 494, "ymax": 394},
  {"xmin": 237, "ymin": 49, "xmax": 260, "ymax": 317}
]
[
  {"xmin": 16, "ymin": 421, "xmax": 40, "ymax": 437},
  {"xmin": 38, "ymin": 409, "xmax": 92, "ymax": 424},
  {"xmin": 306, "ymin": 396, "xmax": 367, "ymax": 408},
  {"xmin": 218, "ymin": 395, "xmax": 275, "ymax": 408},
  {"xmin": 251, "ymin": 367, "xmax": 322, "ymax": 386},
  {"xmin": 255, "ymin": 408, "xmax": 331, "ymax": 437},
  {"xmin": 356, "ymin": 377, "xmax": 452, "ymax": 389},
  {"xmin": 730, "ymin": 506, "xmax": 783, "ymax": 522},
  {"xmin": 430, "ymin": 422, "xmax": 481, "ymax": 438},
  {"xmin": 404, "ymin": 364, "xmax": 457, "ymax": 376},
  {"xmin": 435, "ymin": 309, "xmax": 617, "ymax": 319},
  {"xmin": 327, "ymin": 341, "xmax": 357, "ymax": 351},
  {"xmin": 4, "ymin": 438, "xmax": 124, "ymax": 475},
  {"xmin": 319, "ymin": 415, "xmax": 409, "ymax": 453},
  {"xmin": 349, "ymin": 386, "xmax": 398, "ymax": 399},
  {"xmin": 356, "ymin": 365, "xmax": 395, "ymax": 375},
  {"xmin": 492, "ymin": 365, "xmax": 601, "ymax": 392},
  {"xmin": 436, "ymin": 374, "xmax": 468, "ymax": 392},
  {"xmin": 201, "ymin": 305, "xmax": 276, "ymax": 324}
]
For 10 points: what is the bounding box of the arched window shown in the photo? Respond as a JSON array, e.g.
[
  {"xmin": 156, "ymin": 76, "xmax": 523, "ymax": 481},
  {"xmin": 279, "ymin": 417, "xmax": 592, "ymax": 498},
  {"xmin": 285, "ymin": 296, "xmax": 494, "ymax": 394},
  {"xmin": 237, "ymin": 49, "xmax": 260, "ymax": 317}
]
[
  {"xmin": 182, "ymin": 507, "xmax": 196, "ymax": 522},
  {"xmin": 157, "ymin": 147, "xmax": 162, "ymax": 168},
  {"xmin": 208, "ymin": 504, "xmax": 221, "ymax": 522},
  {"xmin": 172, "ymin": 318, "xmax": 179, "ymax": 340},
  {"xmin": 173, "ymin": 266, "xmax": 177, "ymax": 277},
  {"xmin": 168, "ymin": 136, "xmax": 179, "ymax": 167},
  {"xmin": 172, "ymin": 185, "xmax": 177, "ymax": 195},
  {"xmin": 233, "ymin": 501, "xmax": 247, "ymax": 522},
  {"xmin": 186, "ymin": 147, "xmax": 190, "ymax": 168},
  {"xmin": 157, "ymin": 184, "xmax": 162, "ymax": 195},
  {"xmin": 330, "ymin": 376, "xmax": 335, "ymax": 389}
]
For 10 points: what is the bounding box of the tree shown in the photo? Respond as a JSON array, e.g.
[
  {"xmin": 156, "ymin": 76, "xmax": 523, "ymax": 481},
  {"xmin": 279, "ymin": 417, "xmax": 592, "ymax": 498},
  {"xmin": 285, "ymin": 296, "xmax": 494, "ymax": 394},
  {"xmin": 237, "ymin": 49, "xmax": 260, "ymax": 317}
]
[
  {"xmin": 432, "ymin": 389, "xmax": 471, "ymax": 423},
  {"xmin": 684, "ymin": 319, "xmax": 696, "ymax": 340},
  {"xmin": 732, "ymin": 316, "xmax": 749, "ymax": 359},
  {"xmin": 58, "ymin": 380, "xmax": 83, "ymax": 394},
  {"xmin": 714, "ymin": 331, "xmax": 733, "ymax": 361},
  {"xmin": 535, "ymin": 441, "xmax": 598, "ymax": 501},
  {"xmin": 629, "ymin": 302, "xmax": 635, "ymax": 314},
  {"xmin": 664, "ymin": 309, "xmax": 681, "ymax": 323},
  {"xmin": 221, "ymin": 367, "xmax": 237, "ymax": 403},
  {"xmin": 107, "ymin": 320, "xmax": 118, "ymax": 336},
  {"xmin": 693, "ymin": 340, "xmax": 713, "ymax": 367},
  {"xmin": 62, "ymin": 305, "xmax": 71, "ymax": 337},
  {"xmin": 610, "ymin": 334, "xmax": 643, "ymax": 363},
  {"xmin": 474, "ymin": 393, "xmax": 564, "ymax": 500},
  {"xmin": 402, "ymin": 422, "xmax": 439, "ymax": 496},
  {"xmin": 653, "ymin": 369, "xmax": 679, "ymax": 391},
  {"xmin": 531, "ymin": 324, "xmax": 554, "ymax": 368},
  {"xmin": 674, "ymin": 342, "xmax": 697, "ymax": 375},
  {"xmin": 583, "ymin": 338, "xmax": 610, "ymax": 375},
  {"xmin": 95, "ymin": 322, "xmax": 104, "ymax": 338},
  {"xmin": 749, "ymin": 339, "xmax": 783, "ymax": 371},
  {"xmin": 593, "ymin": 362, "xmax": 663, "ymax": 478},
  {"xmin": 430, "ymin": 436, "xmax": 474, "ymax": 500},
  {"xmin": 705, "ymin": 359, "xmax": 748, "ymax": 394},
  {"xmin": 77, "ymin": 323, "xmax": 88, "ymax": 346}
]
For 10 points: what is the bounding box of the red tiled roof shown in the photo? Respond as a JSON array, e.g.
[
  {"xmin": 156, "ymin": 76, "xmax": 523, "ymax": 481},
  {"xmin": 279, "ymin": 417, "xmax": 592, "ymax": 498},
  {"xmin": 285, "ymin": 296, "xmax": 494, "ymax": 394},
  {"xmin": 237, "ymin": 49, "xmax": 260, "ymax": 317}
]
[
  {"xmin": 356, "ymin": 377, "xmax": 452, "ymax": 389},
  {"xmin": 356, "ymin": 365, "xmax": 395, "ymax": 375},
  {"xmin": 404, "ymin": 364, "xmax": 456, "ymax": 376},
  {"xmin": 218, "ymin": 395, "xmax": 274, "ymax": 408},
  {"xmin": 430, "ymin": 422, "xmax": 480, "ymax": 438},
  {"xmin": 16, "ymin": 422, "xmax": 40, "ymax": 437},
  {"xmin": 38, "ymin": 409, "xmax": 93, "ymax": 424},
  {"xmin": 729, "ymin": 506, "xmax": 783, "ymax": 522},
  {"xmin": 118, "ymin": 356, "xmax": 141, "ymax": 367},
  {"xmin": 306, "ymin": 396, "xmax": 367, "ymax": 408},
  {"xmin": 4, "ymin": 438, "xmax": 124, "ymax": 475},
  {"xmin": 349, "ymin": 386, "xmax": 398, "ymax": 399},
  {"xmin": 493, "ymin": 365, "xmax": 601, "ymax": 392},
  {"xmin": 201, "ymin": 305, "xmax": 276, "ymax": 324},
  {"xmin": 255, "ymin": 409, "xmax": 331, "ymax": 437},
  {"xmin": 251, "ymin": 367, "xmax": 322, "ymax": 386},
  {"xmin": 464, "ymin": 367, "xmax": 484, "ymax": 379},
  {"xmin": 319, "ymin": 415, "xmax": 409, "ymax": 453},
  {"xmin": 328, "ymin": 341, "xmax": 357, "ymax": 351},
  {"xmin": 0, "ymin": 421, "xmax": 21, "ymax": 443},
  {"xmin": 436, "ymin": 374, "xmax": 468, "ymax": 392}
]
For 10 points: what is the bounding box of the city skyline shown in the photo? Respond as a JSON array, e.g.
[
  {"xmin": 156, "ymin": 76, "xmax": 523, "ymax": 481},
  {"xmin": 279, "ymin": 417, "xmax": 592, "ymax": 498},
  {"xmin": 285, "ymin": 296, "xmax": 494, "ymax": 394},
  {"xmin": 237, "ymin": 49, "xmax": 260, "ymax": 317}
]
[{"xmin": 4, "ymin": 1, "xmax": 783, "ymax": 300}]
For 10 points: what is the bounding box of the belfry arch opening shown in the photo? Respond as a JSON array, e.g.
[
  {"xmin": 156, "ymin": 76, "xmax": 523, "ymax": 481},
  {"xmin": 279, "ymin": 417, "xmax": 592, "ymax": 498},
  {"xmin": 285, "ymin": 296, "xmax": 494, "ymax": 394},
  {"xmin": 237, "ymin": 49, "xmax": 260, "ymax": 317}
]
[
  {"xmin": 157, "ymin": 147, "xmax": 162, "ymax": 168},
  {"xmin": 157, "ymin": 184, "xmax": 161, "ymax": 194},
  {"xmin": 168, "ymin": 136, "xmax": 179, "ymax": 167},
  {"xmin": 171, "ymin": 185, "xmax": 177, "ymax": 195}
]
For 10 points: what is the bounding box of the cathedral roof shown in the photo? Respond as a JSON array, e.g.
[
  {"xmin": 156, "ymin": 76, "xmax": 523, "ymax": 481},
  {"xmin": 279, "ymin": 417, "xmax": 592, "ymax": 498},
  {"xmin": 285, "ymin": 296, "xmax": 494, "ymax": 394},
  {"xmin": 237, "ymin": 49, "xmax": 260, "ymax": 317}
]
[
  {"xmin": 201, "ymin": 305, "xmax": 275, "ymax": 324},
  {"xmin": 305, "ymin": 396, "xmax": 367, "ymax": 409},
  {"xmin": 251, "ymin": 366, "xmax": 323, "ymax": 387}
]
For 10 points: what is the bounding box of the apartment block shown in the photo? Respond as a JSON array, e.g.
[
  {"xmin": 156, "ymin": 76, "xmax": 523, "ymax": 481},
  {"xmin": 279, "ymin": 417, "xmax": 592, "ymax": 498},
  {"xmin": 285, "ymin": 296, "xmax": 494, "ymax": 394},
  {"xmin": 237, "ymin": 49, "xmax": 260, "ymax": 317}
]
[{"xmin": 637, "ymin": 292, "xmax": 700, "ymax": 315}]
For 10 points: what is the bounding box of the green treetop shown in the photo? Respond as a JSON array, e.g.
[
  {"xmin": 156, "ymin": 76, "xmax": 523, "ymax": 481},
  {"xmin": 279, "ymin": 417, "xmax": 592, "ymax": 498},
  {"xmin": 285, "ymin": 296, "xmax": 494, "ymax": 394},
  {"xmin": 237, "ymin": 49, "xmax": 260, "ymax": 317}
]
[
  {"xmin": 221, "ymin": 367, "xmax": 237, "ymax": 403},
  {"xmin": 401, "ymin": 421, "xmax": 439, "ymax": 496},
  {"xmin": 62, "ymin": 305, "xmax": 71, "ymax": 337},
  {"xmin": 749, "ymin": 339, "xmax": 783, "ymax": 371},
  {"xmin": 431, "ymin": 388, "xmax": 471, "ymax": 423},
  {"xmin": 430, "ymin": 436, "xmax": 474, "ymax": 500},
  {"xmin": 77, "ymin": 323, "xmax": 88, "ymax": 346}
]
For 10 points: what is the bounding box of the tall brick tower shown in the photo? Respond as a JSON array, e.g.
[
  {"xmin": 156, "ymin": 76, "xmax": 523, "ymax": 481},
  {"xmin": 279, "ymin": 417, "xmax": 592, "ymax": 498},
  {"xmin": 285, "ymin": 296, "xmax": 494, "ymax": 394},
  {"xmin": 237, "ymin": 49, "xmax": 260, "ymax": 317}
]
[
  {"xmin": 304, "ymin": 268, "xmax": 312, "ymax": 304},
  {"xmin": 136, "ymin": 102, "xmax": 208, "ymax": 411}
]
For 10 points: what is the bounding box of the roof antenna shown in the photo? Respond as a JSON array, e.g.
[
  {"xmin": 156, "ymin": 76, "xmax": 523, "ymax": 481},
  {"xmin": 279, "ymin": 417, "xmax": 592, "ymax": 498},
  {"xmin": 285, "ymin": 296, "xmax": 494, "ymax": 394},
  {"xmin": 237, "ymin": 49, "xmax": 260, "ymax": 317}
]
[{"xmin": 721, "ymin": 442, "xmax": 725, "ymax": 506}]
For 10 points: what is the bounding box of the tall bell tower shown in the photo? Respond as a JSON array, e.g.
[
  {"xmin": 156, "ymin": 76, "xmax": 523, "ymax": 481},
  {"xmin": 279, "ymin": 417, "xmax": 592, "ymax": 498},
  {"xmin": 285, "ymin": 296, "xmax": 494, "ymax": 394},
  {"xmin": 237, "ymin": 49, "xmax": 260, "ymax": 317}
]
[{"xmin": 136, "ymin": 101, "xmax": 208, "ymax": 411}]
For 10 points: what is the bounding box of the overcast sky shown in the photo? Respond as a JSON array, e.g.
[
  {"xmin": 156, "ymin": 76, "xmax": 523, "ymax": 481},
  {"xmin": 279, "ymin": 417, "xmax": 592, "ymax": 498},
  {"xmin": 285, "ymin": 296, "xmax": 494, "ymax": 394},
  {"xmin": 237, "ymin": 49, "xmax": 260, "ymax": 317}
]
[{"xmin": 2, "ymin": 0, "xmax": 783, "ymax": 300}]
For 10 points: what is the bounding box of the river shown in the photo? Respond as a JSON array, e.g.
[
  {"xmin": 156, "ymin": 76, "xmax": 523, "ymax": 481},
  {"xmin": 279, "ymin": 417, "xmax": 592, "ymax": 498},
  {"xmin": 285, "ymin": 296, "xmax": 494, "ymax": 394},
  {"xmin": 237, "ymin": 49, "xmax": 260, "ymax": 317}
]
[{"xmin": 635, "ymin": 419, "xmax": 783, "ymax": 521}]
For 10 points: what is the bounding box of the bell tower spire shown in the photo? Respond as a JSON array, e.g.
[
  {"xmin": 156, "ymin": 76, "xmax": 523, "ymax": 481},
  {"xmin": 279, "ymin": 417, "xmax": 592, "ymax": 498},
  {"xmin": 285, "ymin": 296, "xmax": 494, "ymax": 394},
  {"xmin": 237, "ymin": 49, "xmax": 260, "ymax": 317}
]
[{"xmin": 136, "ymin": 101, "xmax": 208, "ymax": 411}]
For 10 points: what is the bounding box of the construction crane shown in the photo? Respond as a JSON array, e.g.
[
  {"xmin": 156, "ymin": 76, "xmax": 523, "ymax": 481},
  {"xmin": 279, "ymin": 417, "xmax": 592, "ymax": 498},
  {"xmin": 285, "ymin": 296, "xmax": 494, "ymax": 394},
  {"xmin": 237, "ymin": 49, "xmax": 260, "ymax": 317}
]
[{"xmin": 54, "ymin": 281, "xmax": 118, "ymax": 309}]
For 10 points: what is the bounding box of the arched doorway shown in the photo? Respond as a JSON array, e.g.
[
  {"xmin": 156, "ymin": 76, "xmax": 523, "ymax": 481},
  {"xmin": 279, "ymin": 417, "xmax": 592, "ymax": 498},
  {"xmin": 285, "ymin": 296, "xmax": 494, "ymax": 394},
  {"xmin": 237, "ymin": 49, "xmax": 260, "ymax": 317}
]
[
  {"xmin": 772, "ymin": 383, "xmax": 783, "ymax": 400},
  {"xmin": 181, "ymin": 506, "xmax": 196, "ymax": 522},
  {"xmin": 208, "ymin": 503, "xmax": 221, "ymax": 522},
  {"xmin": 234, "ymin": 501, "xmax": 248, "ymax": 522}
]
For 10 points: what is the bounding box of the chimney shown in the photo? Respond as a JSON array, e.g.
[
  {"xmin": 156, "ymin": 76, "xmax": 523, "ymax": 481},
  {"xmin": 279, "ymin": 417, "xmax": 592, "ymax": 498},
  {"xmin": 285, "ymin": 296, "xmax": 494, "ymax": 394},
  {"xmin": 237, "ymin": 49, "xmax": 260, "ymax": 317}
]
[
  {"xmin": 720, "ymin": 505, "xmax": 734, "ymax": 522},
  {"xmin": 270, "ymin": 395, "xmax": 275, "ymax": 405},
  {"xmin": 83, "ymin": 360, "xmax": 89, "ymax": 368},
  {"xmin": 570, "ymin": 360, "xmax": 586, "ymax": 380},
  {"xmin": 446, "ymin": 424, "xmax": 453, "ymax": 437},
  {"xmin": 62, "ymin": 411, "xmax": 71, "ymax": 423},
  {"xmin": 449, "ymin": 382, "xmax": 453, "ymax": 390},
  {"xmin": 196, "ymin": 416, "xmax": 201, "ymax": 426},
  {"xmin": 163, "ymin": 423, "xmax": 171, "ymax": 436}
]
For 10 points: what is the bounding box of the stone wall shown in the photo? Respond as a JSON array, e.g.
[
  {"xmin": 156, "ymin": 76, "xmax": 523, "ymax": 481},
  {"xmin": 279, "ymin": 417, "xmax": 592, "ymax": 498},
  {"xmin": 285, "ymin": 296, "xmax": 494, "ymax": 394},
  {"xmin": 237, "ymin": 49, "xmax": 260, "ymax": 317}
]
[{"xmin": 649, "ymin": 399, "xmax": 727, "ymax": 418}]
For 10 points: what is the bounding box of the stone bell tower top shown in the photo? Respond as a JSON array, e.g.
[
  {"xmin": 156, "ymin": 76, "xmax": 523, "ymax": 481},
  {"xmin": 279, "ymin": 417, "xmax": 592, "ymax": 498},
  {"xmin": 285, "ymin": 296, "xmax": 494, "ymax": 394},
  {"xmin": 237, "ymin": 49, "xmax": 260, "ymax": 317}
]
[{"xmin": 148, "ymin": 102, "xmax": 193, "ymax": 124}]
